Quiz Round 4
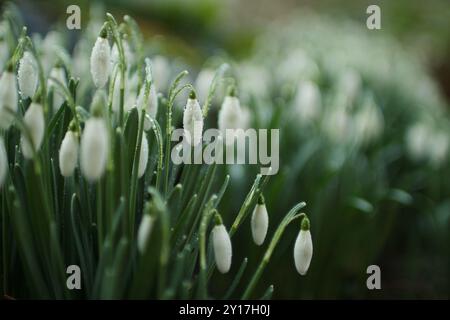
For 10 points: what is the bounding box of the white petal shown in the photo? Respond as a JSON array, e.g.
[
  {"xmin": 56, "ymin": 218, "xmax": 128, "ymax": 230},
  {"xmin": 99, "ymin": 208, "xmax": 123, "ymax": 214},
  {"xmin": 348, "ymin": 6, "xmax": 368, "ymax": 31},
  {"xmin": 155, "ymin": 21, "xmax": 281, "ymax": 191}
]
[
  {"xmin": 294, "ymin": 229, "xmax": 313, "ymax": 275},
  {"xmin": 251, "ymin": 204, "xmax": 269, "ymax": 246},
  {"xmin": 0, "ymin": 138, "xmax": 8, "ymax": 187},
  {"xmin": 137, "ymin": 214, "xmax": 155, "ymax": 253},
  {"xmin": 18, "ymin": 52, "xmax": 38, "ymax": 98},
  {"xmin": 21, "ymin": 103, "xmax": 45, "ymax": 158},
  {"xmin": 183, "ymin": 98, "xmax": 203, "ymax": 146},
  {"xmin": 80, "ymin": 118, "xmax": 109, "ymax": 181},
  {"xmin": 138, "ymin": 134, "xmax": 149, "ymax": 178},
  {"xmin": 90, "ymin": 37, "xmax": 111, "ymax": 88},
  {"xmin": 213, "ymin": 224, "xmax": 232, "ymax": 274},
  {"xmin": 59, "ymin": 131, "xmax": 79, "ymax": 177},
  {"xmin": 0, "ymin": 72, "xmax": 18, "ymax": 129}
]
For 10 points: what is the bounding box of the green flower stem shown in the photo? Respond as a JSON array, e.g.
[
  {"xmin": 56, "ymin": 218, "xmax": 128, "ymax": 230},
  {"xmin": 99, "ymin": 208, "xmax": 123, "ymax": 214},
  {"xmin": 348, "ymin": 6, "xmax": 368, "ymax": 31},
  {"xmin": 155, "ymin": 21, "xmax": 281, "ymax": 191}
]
[
  {"xmin": 241, "ymin": 203, "xmax": 306, "ymax": 299},
  {"xmin": 129, "ymin": 108, "xmax": 146, "ymax": 237}
]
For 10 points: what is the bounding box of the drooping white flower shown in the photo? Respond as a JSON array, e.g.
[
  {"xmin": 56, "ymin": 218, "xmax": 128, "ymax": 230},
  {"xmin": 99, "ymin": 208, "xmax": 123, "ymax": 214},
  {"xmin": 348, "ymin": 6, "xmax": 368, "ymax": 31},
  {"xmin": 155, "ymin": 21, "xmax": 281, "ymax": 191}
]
[
  {"xmin": 59, "ymin": 129, "xmax": 79, "ymax": 177},
  {"xmin": 0, "ymin": 137, "xmax": 7, "ymax": 187},
  {"xmin": 152, "ymin": 55, "xmax": 170, "ymax": 92},
  {"xmin": 21, "ymin": 102, "xmax": 45, "ymax": 159},
  {"xmin": 294, "ymin": 80, "xmax": 321, "ymax": 123},
  {"xmin": 294, "ymin": 217, "xmax": 313, "ymax": 275},
  {"xmin": 80, "ymin": 116, "xmax": 109, "ymax": 181},
  {"xmin": 0, "ymin": 69, "xmax": 18, "ymax": 129},
  {"xmin": 111, "ymin": 40, "xmax": 134, "ymax": 69},
  {"xmin": 405, "ymin": 122, "xmax": 431, "ymax": 161},
  {"xmin": 353, "ymin": 96, "xmax": 384, "ymax": 146},
  {"xmin": 90, "ymin": 29, "xmax": 111, "ymax": 88},
  {"xmin": 137, "ymin": 210, "xmax": 155, "ymax": 253},
  {"xmin": 195, "ymin": 68, "xmax": 215, "ymax": 105},
  {"xmin": 138, "ymin": 134, "xmax": 149, "ymax": 178},
  {"xmin": 18, "ymin": 51, "xmax": 38, "ymax": 99},
  {"xmin": 251, "ymin": 195, "xmax": 269, "ymax": 246},
  {"xmin": 183, "ymin": 91, "xmax": 203, "ymax": 146},
  {"xmin": 112, "ymin": 72, "xmax": 137, "ymax": 114},
  {"xmin": 48, "ymin": 66, "xmax": 66, "ymax": 111},
  {"xmin": 212, "ymin": 214, "xmax": 232, "ymax": 274},
  {"xmin": 218, "ymin": 87, "xmax": 244, "ymax": 145},
  {"xmin": 338, "ymin": 68, "xmax": 361, "ymax": 107},
  {"xmin": 137, "ymin": 84, "xmax": 158, "ymax": 131}
]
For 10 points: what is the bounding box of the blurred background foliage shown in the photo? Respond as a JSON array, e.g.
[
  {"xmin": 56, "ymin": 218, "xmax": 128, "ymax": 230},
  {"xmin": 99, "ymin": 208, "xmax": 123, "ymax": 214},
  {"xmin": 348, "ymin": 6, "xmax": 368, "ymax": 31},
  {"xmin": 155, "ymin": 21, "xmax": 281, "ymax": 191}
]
[{"xmin": 2, "ymin": 0, "xmax": 449, "ymax": 298}]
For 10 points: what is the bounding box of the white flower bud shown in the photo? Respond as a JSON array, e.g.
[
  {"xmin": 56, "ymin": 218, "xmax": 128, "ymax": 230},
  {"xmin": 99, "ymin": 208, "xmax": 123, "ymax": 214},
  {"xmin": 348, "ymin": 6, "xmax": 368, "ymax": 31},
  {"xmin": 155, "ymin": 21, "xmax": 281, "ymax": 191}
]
[
  {"xmin": 0, "ymin": 70, "xmax": 18, "ymax": 129},
  {"xmin": 138, "ymin": 134, "xmax": 149, "ymax": 178},
  {"xmin": 137, "ymin": 84, "xmax": 158, "ymax": 131},
  {"xmin": 294, "ymin": 217, "xmax": 313, "ymax": 275},
  {"xmin": 59, "ymin": 130, "xmax": 79, "ymax": 177},
  {"xmin": 152, "ymin": 55, "xmax": 170, "ymax": 92},
  {"xmin": 251, "ymin": 195, "xmax": 269, "ymax": 246},
  {"xmin": 80, "ymin": 117, "xmax": 109, "ymax": 181},
  {"xmin": 111, "ymin": 40, "xmax": 134, "ymax": 69},
  {"xmin": 48, "ymin": 66, "xmax": 66, "ymax": 111},
  {"xmin": 183, "ymin": 91, "xmax": 203, "ymax": 146},
  {"xmin": 212, "ymin": 215, "xmax": 232, "ymax": 274},
  {"xmin": 21, "ymin": 102, "xmax": 45, "ymax": 158},
  {"xmin": 18, "ymin": 51, "xmax": 38, "ymax": 99},
  {"xmin": 137, "ymin": 213, "xmax": 155, "ymax": 253},
  {"xmin": 0, "ymin": 137, "xmax": 8, "ymax": 187},
  {"xmin": 294, "ymin": 81, "xmax": 321, "ymax": 123},
  {"xmin": 218, "ymin": 90, "xmax": 242, "ymax": 132},
  {"xmin": 195, "ymin": 68, "xmax": 215, "ymax": 105},
  {"xmin": 90, "ymin": 34, "xmax": 111, "ymax": 88}
]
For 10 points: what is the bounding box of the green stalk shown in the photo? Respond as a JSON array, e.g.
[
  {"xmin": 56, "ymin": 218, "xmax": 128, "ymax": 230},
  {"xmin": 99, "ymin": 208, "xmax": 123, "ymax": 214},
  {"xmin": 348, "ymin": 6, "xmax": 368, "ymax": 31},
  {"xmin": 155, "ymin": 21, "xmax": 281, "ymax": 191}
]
[{"xmin": 242, "ymin": 203, "xmax": 306, "ymax": 299}]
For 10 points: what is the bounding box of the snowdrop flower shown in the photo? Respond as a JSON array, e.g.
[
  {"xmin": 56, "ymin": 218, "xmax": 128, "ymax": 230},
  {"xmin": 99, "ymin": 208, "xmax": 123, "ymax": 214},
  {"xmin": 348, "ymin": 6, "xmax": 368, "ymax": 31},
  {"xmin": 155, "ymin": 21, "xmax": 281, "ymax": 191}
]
[
  {"xmin": 18, "ymin": 51, "xmax": 38, "ymax": 99},
  {"xmin": 183, "ymin": 91, "xmax": 203, "ymax": 146},
  {"xmin": 195, "ymin": 68, "xmax": 215, "ymax": 105},
  {"xmin": 48, "ymin": 65, "xmax": 66, "ymax": 111},
  {"xmin": 90, "ymin": 27, "xmax": 111, "ymax": 88},
  {"xmin": 21, "ymin": 102, "xmax": 45, "ymax": 158},
  {"xmin": 212, "ymin": 213, "xmax": 232, "ymax": 274},
  {"xmin": 137, "ymin": 84, "xmax": 158, "ymax": 130},
  {"xmin": 59, "ymin": 126, "xmax": 79, "ymax": 177},
  {"xmin": 353, "ymin": 97, "xmax": 384, "ymax": 146},
  {"xmin": 138, "ymin": 134, "xmax": 149, "ymax": 178},
  {"xmin": 152, "ymin": 55, "xmax": 170, "ymax": 92},
  {"xmin": 111, "ymin": 40, "xmax": 134, "ymax": 69},
  {"xmin": 80, "ymin": 101, "xmax": 109, "ymax": 181},
  {"xmin": 337, "ymin": 68, "xmax": 361, "ymax": 107},
  {"xmin": 251, "ymin": 195, "xmax": 269, "ymax": 246},
  {"xmin": 294, "ymin": 81, "xmax": 321, "ymax": 123},
  {"xmin": 405, "ymin": 122, "xmax": 431, "ymax": 161},
  {"xmin": 294, "ymin": 216, "xmax": 313, "ymax": 275},
  {"xmin": 322, "ymin": 105, "xmax": 350, "ymax": 143},
  {"xmin": 0, "ymin": 65, "xmax": 18, "ymax": 129},
  {"xmin": 137, "ymin": 204, "xmax": 156, "ymax": 253},
  {"xmin": 0, "ymin": 137, "xmax": 7, "ymax": 187},
  {"xmin": 218, "ymin": 87, "xmax": 244, "ymax": 145}
]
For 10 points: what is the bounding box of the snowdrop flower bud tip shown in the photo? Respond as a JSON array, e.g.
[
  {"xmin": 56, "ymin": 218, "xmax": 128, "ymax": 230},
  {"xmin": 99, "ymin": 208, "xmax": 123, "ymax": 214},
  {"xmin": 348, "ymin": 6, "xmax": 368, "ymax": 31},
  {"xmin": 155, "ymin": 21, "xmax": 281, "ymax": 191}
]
[
  {"xmin": 212, "ymin": 213, "xmax": 232, "ymax": 274},
  {"xmin": 21, "ymin": 102, "xmax": 45, "ymax": 159},
  {"xmin": 59, "ymin": 126, "xmax": 79, "ymax": 177},
  {"xmin": 137, "ymin": 203, "xmax": 156, "ymax": 253},
  {"xmin": 138, "ymin": 134, "xmax": 149, "ymax": 178},
  {"xmin": 294, "ymin": 216, "xmax": 313, "ymax": 275},
  {"xmin": 251, "ymin": 194, "xmax": 269, "ymax": 246}
]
